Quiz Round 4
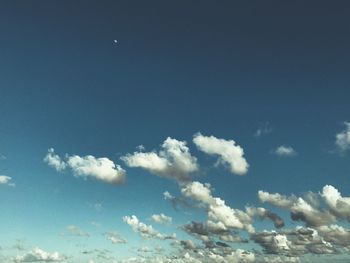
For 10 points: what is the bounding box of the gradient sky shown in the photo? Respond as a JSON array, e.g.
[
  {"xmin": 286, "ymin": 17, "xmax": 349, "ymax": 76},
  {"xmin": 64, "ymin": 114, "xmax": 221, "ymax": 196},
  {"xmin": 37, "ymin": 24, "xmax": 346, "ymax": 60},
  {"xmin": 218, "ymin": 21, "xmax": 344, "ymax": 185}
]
[{"xmin": 1, "ymin": 1, "xmax": 350, "ymax": 262}]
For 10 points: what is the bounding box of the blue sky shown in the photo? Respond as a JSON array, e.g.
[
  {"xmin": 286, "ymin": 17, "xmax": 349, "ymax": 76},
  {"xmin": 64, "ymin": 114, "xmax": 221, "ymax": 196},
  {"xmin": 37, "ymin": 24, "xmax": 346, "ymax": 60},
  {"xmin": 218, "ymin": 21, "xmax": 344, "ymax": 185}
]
[{"xmin": 1, "ymin": 1, "xmax": 350, "ymax": 262}]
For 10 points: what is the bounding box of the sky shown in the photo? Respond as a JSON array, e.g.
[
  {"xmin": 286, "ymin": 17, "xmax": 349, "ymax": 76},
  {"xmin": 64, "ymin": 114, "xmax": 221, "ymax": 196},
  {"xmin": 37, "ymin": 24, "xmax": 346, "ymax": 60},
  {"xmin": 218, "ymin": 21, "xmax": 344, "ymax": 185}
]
[{"xmin": 1, "ymin": 1, "xmax": 350, "ymax": 262}]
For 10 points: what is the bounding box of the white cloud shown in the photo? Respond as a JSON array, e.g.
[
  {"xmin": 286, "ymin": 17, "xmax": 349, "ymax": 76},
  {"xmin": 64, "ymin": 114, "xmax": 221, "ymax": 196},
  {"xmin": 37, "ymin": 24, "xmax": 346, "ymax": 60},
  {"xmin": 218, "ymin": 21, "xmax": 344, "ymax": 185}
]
[
  {"xmin": 182, "ymin": 181, "xmax": 254, "ymax": 233},
  {"xmin": 123, "ymin": 215, "xmax": 175, "ymax": 240},
  {"xmin": 121, "ymin": 137, "xmax": 198, "ymax": 182},
  {"xmin": 0, "ymin": 175, "xmax": 15, "ymax": 187},
  {"xmin": 193, "ymin": 133, "xmax": 249, "ymax": 175},
  {"xmin": 322, "ymin": 185, "xmax": 350, "ymax": 221},
  {"xmin": 151, "ymin": 213, "xmax": 172, "ymax": 224},
  {"xmin": 335, "ymin": 122, "xmax": 350, "ymax": 152},
  {"xmin": 14, "ymin": 247, "xmax": 64, "ymax": 262},
  {"xmin": 44, "ymin": 148, "xmax": 67, "ymax": 171},
  {"xmin": 44, "ymin": 148, "xmax": 125, "ymax": 184},
  {"xmin": 67, "ymin": 155, "xmax": 125, "ymax": 184},
  {"xmin": 273, "ymin": 145, "xmax": 297, "ymax": 157}
]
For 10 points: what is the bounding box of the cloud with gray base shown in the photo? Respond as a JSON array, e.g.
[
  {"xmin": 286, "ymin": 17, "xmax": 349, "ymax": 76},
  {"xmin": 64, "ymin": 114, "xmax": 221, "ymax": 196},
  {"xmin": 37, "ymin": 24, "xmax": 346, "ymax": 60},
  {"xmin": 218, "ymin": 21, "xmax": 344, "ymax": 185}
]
[
  {"xmin": 121, "ymin": 137, "xmax": 198, "ymax": 183},
  {"xmin": 193, "ymin": 133, "xmax": 249, "ymax": 175}
]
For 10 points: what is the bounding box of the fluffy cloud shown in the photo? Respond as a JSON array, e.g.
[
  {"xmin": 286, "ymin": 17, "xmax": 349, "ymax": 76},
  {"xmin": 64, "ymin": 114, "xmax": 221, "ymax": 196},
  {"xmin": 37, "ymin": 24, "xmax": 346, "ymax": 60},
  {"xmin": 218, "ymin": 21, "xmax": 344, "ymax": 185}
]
[
  {"xmin": 14, "ymin": 247, "xmax": 64, "ymax": 262},
  {"xmin": 67, "ymin": 155, "xmax": 125, "ymax": 184},
  {"xmin": 121, "ymin": 137, "xmax": 198, "ymax": 182},
  {"xmin": 322, "ymin": 185, "xmax": 350, "ymax": 221},
  {"xmin": 193, "ymin": 133, "xmax": 248, "ymax": 175},
  {"xmin": 43, "ymin": 148, "xmax": 67, "ymax": 171},
  {"xmin": 123, "ymin": 215, "xmax": 175, "ymax": 240},
  {"xmin": 44, "ymin": 149, "xmax": 125, "ymax": 184},
  {"xmin": 182, "ymin": 181, "xmax": 254, "ymax": 233},
  {"xmin": 0, "ymin": 175, "xmax": 15, "ymax": 187},
  {"xmin": 273, "ymin": 146, "xmax": 297, "ymax": 157},
  {"xmin": 258, "ymin": 190, "xmax": 335, "ymax": 227},
  {"xmin": 335, "ymin": 122, "xmax": 350, "ymax": 152},
  {"xmin": 151, "ymin": 213, "xmax": 172, "ymax": 224}
]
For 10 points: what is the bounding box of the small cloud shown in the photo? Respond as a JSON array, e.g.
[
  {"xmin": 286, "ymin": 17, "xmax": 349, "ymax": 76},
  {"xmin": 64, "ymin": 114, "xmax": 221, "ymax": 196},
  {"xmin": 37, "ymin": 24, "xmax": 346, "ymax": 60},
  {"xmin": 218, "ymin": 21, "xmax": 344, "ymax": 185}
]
[
  {"xmin": 0, "ymin": 175, "xmax": 15, "ymax": 187},
  {"xmin": 65, "ymin": 225, "xmax": 89, "ymax": 237},
  {"xmin": 254, "ymin": 122, "xmax": 272, "ymax": 137},
  {"xmin": 335, "ymin": 122, "xmax": 350, "ymax": 153},
  {"xmin": 105, "ymin": 231, "xmax": 127, "ymax": 244},
  {"xmin": 151, "ymin": 213, "xmax": 172, "ymax": 224},
  {"xmin": 44, "ymin": 148, "xmax": 67, "ymax": 171},
  {"xmin": 273, "ymin": 145, "xmax": 297, "ymax": 157}
]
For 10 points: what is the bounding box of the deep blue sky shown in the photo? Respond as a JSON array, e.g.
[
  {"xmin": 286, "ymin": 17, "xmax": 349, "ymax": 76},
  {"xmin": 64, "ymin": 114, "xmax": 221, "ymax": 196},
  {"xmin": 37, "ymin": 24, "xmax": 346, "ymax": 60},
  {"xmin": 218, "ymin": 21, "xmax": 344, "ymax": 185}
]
[{"xmin": 1, "ymin": 1, "xmax": 350, "ymax": 262}]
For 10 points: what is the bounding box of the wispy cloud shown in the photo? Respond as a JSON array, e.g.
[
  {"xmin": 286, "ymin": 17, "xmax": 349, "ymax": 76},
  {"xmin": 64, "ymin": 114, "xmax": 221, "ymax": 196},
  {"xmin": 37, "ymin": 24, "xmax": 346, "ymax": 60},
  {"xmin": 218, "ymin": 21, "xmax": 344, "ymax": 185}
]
[{"xmin": 335, "ymin": 122, "xmax": 350, "ymax": 153}]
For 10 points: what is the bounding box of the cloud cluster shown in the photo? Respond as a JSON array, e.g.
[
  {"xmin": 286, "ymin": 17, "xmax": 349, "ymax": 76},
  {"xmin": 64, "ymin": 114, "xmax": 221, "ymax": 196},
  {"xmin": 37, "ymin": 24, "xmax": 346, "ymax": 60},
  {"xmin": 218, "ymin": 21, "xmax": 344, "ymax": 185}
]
[
  {"xmin": 193, "ymin": 133, "xmax": 249, "ymax": 175},
  {"xmin": 14, "ymin": 247, "xmax": 64, "ymax": 262},
  {"xmin": 256, "ymin": 185, "xmax": 350, "ymax": 256},
  {"xmin": 44, "ymin": 148, "xmax": 125, "ymax": 184},
  {"xmin": 121, "ymin": 137, "xmax": 198, "ymax": 183}
]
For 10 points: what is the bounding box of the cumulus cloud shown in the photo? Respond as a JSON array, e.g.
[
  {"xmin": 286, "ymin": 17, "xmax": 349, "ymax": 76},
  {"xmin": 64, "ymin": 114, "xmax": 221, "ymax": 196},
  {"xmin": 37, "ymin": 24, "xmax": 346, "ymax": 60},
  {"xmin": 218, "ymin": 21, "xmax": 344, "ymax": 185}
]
[
  {"xmin": 193, "ymin": 133, "xmax": 249, "ymax": 175},
  {"xmin": 44, "ymin": 148, "xmax": 125, "ymax": 184},
  {"xmin": 322, "ymin": 185, "xmax": 350, "ymax": 221},
  {"xmin": 44, "ymin": 148, "xmax": 67, "ymax": 171},
  {"xmin": 67, "ymin": 155, "xmax": 125, "ymax": 184},
  {"xmin": 14, "ymin": 247, "xmax": 64, "ymax": 262},
  {"xmin": 151, "ymin": 213, "xmax": 172, "ymax": 224},
  {"xmin": 121, "ymin": 137, "xmax": 198, "ymax": 182},
  {"xmin": 182, "ymin": 181, "xmax": 255, "ymax": 233},
  {"xmin": 335, "ymin": 122, "xmax": 350, "ymax": 152},
  {"xmin": 0, "ymin": 175, "xmax": 15, "ymax": 187},
  {"xmin": 123, "ymin": 215, "xmax": 175, "ymax": 240},
  {"xmin": 273, "ymin": 146, "xmax": 297, "ymax": 157},
  {"xmin": 258, "ymin": 190, "xmax": 335, "ymax": 227}
]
